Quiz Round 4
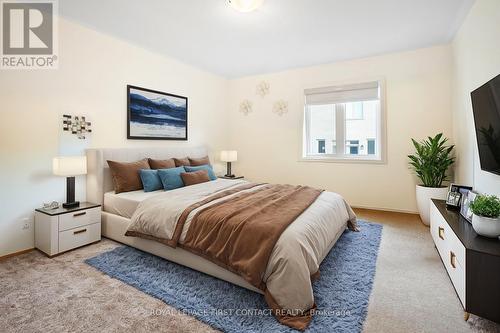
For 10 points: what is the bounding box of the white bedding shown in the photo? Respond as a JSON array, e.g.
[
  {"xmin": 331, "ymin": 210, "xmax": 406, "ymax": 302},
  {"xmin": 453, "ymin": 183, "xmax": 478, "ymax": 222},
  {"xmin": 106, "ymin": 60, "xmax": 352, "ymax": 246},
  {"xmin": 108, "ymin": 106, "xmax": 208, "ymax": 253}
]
[
  {"xmin": 104, "ymin": 189, "xmax": 163, "ymax": 218},
  {"xmin": 126, "ymin": 179, "xmax": 356, "ymax": 315}
]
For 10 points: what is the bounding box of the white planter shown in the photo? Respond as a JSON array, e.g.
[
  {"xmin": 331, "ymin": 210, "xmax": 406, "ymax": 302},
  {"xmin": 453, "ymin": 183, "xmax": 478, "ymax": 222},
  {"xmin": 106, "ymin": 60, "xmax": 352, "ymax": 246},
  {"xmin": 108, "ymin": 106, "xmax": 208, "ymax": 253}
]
[
  {"xmin": 416, "ymin": 185, "xmax": 448, "ymax": 226},
  {"xmin": 472, "ymin": 214, "xmax": 500, "ymax": 238}
]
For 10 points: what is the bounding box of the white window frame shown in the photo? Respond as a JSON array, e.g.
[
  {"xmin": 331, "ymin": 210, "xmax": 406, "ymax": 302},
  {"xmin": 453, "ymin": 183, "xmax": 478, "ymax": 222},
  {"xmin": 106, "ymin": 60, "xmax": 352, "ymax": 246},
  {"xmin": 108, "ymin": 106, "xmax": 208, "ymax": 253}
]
[{"xmin": 301, "ymin": 78, "xmax": 386, "ymax": 164}]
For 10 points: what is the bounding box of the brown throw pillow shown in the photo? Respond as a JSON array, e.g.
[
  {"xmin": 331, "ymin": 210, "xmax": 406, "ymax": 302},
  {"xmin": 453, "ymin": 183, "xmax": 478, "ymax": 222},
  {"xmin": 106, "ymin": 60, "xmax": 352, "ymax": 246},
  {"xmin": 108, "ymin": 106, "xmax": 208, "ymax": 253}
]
[
  {"xmin": 181, "ymin": 170, "xmax": 210, "ymax": 186},
  {"xmin": 148, "ymin": 158, "xmax": 176, "ymax": 169},
  {"xmin": 107, "ymin": 159, "xmax": 150, "ymax": 194},
  {"xmin": 174, "ymin": 157, "xmax": 191, "ymax": 167},
  {"xmin": 188, "ymin": 156, "xmax": 211, "ymax": 166}
]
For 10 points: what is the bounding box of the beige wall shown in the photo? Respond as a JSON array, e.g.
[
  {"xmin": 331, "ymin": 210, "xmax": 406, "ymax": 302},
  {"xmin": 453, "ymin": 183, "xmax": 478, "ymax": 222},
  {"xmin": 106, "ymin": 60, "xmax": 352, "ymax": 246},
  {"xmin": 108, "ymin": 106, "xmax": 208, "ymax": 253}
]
[
  {"xmin": 0, "ymin": 18, "xmax": 229, "ymax": 256},
  {"xmin": 6, "ymin": 8, "xmax": 494, "ymax": 256},
  {"xmin": 451, "ymin": 0, "xmax": 500, "ymax": 196},
  {"xmin": 228, "ymin": 45, "xmax": 453, "ymax": 213}
]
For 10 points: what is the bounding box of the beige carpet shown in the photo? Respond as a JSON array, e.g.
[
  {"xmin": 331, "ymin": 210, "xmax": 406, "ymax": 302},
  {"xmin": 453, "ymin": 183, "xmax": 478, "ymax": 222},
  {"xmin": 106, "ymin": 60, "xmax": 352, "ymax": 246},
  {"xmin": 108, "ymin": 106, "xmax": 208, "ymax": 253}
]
[
  {"xmin": 356, "ymin": 209, "xmax": 500, "ymax": 333},
  {"xmin": 1, "ymin": 209, "xmax": 499, "ymax": 333}
]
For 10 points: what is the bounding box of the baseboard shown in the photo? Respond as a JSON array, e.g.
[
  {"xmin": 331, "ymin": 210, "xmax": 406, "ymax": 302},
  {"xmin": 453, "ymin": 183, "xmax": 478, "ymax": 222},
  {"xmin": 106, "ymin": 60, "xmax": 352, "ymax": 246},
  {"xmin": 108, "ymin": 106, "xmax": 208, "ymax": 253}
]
[
  {"xmin": 0, "ymin": 248, "xmax": 34, "ymax": 261},
  {"xmin": 352, "ymin": 205, "xmax": 419, "ymax": 215}
]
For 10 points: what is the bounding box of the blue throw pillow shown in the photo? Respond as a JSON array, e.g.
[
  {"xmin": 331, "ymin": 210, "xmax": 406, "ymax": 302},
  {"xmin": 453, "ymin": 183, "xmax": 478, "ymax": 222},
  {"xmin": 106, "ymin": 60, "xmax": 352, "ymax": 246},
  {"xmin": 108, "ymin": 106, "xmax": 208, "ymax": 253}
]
[
  {"xmin": 157, "ymin": 167, "xmax": 186, "ymax": 191},
  {"xmin": 139, "ymin": 169, "xmax": 163, "ymax": 192},
  {"xmin": 184, "ymin": 164, "xmax": 217, "ymax": 181}
]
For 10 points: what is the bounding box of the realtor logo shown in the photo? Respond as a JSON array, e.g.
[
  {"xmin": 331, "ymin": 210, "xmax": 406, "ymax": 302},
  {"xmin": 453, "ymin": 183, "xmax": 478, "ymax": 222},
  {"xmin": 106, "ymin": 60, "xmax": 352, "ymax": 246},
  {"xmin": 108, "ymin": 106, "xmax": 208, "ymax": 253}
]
[{"xmin": 1, "ymin": 0, "xmax": 58, "ymax": 69}]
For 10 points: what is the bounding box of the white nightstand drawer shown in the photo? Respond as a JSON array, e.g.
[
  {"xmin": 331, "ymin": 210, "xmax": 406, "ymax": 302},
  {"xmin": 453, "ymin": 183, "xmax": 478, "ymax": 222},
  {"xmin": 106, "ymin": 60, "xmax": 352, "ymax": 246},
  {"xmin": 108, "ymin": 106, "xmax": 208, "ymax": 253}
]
[
  {"xmin": 59, "ymin": 207, "xmax": 101, "ymax": 232},
  {"xmin": 59, "ymin": 222, "xmax": 101, "ymax": 253}
]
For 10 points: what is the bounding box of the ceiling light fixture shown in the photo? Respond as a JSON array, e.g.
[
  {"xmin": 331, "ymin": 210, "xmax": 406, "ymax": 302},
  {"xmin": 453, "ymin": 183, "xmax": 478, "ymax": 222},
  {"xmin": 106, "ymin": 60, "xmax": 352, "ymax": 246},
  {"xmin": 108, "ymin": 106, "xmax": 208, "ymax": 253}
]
[{"xmin": 228, "ymin": 0, "xmax": 265, "ymax": 13}]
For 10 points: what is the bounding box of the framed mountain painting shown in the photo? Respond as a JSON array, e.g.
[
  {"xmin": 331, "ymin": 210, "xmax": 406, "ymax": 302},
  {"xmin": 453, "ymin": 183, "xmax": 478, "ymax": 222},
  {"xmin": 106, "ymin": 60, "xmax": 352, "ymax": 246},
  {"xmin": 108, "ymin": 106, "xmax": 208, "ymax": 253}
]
[{"xmin": 127, "ymin": 85, "xmax": 188, "ymax": 140}]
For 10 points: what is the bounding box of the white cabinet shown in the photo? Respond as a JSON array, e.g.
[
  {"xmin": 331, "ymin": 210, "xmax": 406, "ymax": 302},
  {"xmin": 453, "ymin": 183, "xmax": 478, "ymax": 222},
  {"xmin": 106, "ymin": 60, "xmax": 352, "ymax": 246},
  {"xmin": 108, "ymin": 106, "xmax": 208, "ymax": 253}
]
[
  {"xmin": 35, "ymin": 203, "xmax": 101, "ymax": 256},
  {"xmin": 430, "ymin": 201, "xmax": 466, "ymax": 307},
  {"xmin": 431, "ymin": 199, "xmax": 500, "ymax": 323}
]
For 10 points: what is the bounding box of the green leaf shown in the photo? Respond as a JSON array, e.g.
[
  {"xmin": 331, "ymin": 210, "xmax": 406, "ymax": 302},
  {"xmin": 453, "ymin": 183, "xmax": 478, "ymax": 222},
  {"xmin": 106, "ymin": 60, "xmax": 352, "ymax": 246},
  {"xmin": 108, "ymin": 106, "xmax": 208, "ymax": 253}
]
[
  {"xmin": 407, "ymin": 133, "xmax": 455, "ymax": 187},
  {"xmin": 469, "ymin": 195, "xmax": 500, "ymax": 218}
]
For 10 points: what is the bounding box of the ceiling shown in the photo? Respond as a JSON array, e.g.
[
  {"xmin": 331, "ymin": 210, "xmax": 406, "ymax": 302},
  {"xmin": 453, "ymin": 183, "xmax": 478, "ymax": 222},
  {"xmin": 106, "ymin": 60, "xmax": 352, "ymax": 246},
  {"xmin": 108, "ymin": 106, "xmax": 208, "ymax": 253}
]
[{"xmin": 60, "ymin": 0, "xmax": 475, "ymax": 78}]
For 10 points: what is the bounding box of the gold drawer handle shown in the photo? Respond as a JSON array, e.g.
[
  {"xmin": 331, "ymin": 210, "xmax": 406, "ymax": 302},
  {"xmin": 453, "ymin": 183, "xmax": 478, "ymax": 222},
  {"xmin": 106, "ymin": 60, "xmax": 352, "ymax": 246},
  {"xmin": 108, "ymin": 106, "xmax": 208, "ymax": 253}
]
[
  {"xmin": 438, "ymin": 227, "xmax": 444, "ymax": 240},
  {"xmin": 73, "ymin": 212, "xmax": 86, "ymax": 217},
  {"xmin": 73, "ymin": 228, "xmax": 87, "ymax": 235},
  {"xmin": 450, "ymin": 251, "xmax": 456, "ymax": 269}
]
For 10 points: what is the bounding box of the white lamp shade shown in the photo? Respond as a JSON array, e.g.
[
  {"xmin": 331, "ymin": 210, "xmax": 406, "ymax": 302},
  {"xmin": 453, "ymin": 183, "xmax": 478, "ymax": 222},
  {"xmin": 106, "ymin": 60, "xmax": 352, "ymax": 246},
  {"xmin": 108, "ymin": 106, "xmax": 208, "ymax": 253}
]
[
  {"xmin": 53, "ymin": 156, "xmax": 87, "ymax": 176},
  {"xmin": 220, "ymin": 150, "xmax": 238, "ymax": 162}
]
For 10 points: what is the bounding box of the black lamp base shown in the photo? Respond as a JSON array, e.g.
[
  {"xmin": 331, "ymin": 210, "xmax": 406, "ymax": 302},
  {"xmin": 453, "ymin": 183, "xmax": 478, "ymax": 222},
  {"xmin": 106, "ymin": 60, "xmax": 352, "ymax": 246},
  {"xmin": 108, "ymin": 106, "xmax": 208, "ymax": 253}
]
[
  {"xmin": 63, "ymin": 201, "xmax": 80, "ymax": 209},
  {"xmin": 224, "ymin": 162, "xmax": 235, "ymax": 178},
  {"xmin": 63, "ymin": 176, "xmax": 79, "ymax": 209}
]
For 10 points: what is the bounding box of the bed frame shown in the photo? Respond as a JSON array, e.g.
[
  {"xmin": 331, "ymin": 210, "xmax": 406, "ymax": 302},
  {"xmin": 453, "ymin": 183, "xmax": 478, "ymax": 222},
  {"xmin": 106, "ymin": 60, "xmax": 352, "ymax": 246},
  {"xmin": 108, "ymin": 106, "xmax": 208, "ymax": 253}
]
[
  {"xmin": 86, "ymin": 146, "xmax": 346, "ymax": 295},
  {"xmin": 86, "ymin": 146, "xmax": 262, "ymax": 293}
]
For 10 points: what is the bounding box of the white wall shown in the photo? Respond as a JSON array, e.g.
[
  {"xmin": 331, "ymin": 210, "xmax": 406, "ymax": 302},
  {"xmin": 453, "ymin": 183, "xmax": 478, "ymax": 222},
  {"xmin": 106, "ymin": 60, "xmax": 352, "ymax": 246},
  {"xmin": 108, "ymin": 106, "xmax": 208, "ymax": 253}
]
[
  {"xmin": 0, "ymin": 18, "xmax": 229, "ymax": 256},
  {"xmin": 228, "ymin": 45, "xmax": 453, "ymax": 213},
  {"xmin": 451, "ymin": 0, "xmax": 500, "ymax": 197}
]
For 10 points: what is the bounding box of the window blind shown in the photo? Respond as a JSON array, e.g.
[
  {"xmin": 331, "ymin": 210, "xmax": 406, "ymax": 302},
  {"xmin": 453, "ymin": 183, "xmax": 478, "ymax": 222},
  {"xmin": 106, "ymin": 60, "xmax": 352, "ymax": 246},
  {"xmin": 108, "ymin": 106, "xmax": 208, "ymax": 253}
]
[{"xmin": 305, "ymin": 81, "xmax": 379, "ymax": 105}]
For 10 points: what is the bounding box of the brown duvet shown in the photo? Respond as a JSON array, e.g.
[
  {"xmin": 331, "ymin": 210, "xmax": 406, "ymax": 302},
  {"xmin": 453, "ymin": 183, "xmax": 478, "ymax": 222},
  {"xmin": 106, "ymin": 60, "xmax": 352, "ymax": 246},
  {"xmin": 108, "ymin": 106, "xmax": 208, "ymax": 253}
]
[{"xmin": 125, "ymin": 180, "xmax": 357, "ymax": 330}]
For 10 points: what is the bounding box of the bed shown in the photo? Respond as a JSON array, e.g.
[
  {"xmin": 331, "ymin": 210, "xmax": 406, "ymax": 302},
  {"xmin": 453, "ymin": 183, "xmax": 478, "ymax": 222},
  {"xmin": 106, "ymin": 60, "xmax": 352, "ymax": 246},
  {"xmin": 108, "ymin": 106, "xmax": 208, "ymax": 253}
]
[{"xmin": 86, "ymin": 146, "xmax": 356, "ymax": 330}]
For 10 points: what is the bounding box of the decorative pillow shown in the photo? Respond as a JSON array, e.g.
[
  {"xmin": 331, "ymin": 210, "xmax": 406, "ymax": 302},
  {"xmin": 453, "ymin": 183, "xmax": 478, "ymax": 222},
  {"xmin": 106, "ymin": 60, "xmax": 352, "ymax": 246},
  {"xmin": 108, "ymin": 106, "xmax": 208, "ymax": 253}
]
[
  {"xmin": 181, "ymin": 170, "xmax": 210, "ymax": 186},
  {"xmin": 157, "ymin": 167, "xmax": 186, "ymax": 191},
  {"xmin": 148, "ymin": 158, "xmax": 176, "ymax": 170},
  {"xmin": 184, "ymin": 164, "xmax": 217, "ymax": 181},
  {"xmin": 174, "ymin": 157, "xmax": 191, "ymax": 167},
  {"xmin": 188, "ymin": 156, "xmax": 211, "ymax": 166},
  {"xmin": 107, "ymin": 159, "xmax": 150, "ymax": 194},
  {"xmin": 139, "ymin": 169, "xmax": 163, "ymax": 192}
]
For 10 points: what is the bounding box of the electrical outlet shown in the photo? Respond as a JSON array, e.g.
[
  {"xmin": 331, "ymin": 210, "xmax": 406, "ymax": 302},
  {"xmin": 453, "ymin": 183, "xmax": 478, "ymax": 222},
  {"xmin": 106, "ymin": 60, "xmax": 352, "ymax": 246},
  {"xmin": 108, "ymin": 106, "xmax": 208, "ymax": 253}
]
[{"xmin": 21, "ymin": 217, "xmax": 31, "ymax": 230}]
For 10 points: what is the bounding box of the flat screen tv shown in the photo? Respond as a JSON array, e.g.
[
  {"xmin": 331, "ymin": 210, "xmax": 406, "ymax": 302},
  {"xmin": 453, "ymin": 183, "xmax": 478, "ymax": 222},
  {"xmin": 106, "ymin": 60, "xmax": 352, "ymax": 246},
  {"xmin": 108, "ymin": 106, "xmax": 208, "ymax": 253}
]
[{"xmin": 471, "ymin": 74, "xmax": 500, "ymax": 176}]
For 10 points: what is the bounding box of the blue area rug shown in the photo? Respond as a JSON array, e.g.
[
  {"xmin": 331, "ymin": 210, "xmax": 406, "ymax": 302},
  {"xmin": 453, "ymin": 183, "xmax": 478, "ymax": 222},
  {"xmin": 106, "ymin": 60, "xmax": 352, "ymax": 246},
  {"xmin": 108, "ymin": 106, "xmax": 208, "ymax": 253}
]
[{"xmin": 85, "ymin": 220, "xmax": 382, "ymax": 332}]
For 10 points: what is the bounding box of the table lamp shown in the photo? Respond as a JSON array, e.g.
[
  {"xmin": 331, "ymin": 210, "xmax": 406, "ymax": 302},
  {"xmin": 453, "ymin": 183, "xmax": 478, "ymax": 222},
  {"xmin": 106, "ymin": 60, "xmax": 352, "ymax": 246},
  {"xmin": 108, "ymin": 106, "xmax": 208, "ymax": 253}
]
[
  {"xmin": 53, "ymin": 156, "xmax": 87, "ymax": 208},
  {"xmin": 220, "ymin": 151, "xmax": 237, "ymax": 178}
]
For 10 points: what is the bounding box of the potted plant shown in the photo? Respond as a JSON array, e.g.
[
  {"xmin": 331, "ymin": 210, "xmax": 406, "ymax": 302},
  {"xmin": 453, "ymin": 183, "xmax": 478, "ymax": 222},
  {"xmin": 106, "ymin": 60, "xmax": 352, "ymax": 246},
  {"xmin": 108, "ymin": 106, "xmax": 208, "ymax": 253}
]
[
  {"xmin": 408, "ymin": 133, "xmax": 455, "ymax": 225},
  {"xmin": 469, "ymin": 195, "xmax": 500, "ymax": 238}
]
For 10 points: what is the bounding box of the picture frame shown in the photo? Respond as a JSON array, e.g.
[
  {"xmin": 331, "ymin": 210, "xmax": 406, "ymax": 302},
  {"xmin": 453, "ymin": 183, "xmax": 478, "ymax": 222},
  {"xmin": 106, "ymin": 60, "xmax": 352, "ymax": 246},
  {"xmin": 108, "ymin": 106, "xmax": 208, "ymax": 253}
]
[
  {"xmin": 127, "ymin": 85, "xmax": 188, "ymax": 140},
  {"xmin": 460, "ymin": 190, "xmax": 477, "ymax": 223},
  {"xmin": 446, "ymin": 191, "xmax": 462, "ymax": 208},
  {"xmin": 446, "ymin": 183, "xmax": 473, "ymax": 209}
]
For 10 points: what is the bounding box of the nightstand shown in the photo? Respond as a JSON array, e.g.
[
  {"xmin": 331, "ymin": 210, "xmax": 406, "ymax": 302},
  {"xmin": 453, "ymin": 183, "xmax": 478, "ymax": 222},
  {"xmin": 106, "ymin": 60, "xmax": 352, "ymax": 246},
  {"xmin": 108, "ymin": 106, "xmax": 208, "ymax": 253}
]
[
  {"xmin": 35, "ymin": 202, "xmax": 101, "ymax": 257},
  {"xmin": 218, "ymin": 176, "xmax": 244, "ymax": 180}
]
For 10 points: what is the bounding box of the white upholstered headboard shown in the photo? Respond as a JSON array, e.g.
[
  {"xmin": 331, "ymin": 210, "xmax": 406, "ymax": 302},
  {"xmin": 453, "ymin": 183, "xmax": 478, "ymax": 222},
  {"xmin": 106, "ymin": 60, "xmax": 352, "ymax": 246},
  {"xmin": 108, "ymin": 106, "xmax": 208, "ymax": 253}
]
[{"xmin": 86, "ymin": 146, "xmax": 208, "ymax": 204}]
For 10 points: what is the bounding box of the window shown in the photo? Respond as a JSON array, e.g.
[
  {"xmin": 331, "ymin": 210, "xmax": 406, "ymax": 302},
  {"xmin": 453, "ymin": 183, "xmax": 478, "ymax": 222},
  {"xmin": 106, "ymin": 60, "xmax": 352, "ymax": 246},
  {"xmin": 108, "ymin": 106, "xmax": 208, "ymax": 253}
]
[
  {"xmin": 367, "ymin": 139, "xmax": 375, "ymax": 155},
  {"xmin": 347, "ymin": 140, "xmax": 359, "ymax": 155},
  {"xmin": 303, "ymin": 80, "xmax": 384, "ymax": 162},
  {"xmin": 317, "ymin": 140, "xmax": 326, "ymax": 153},
  {"xmin": 305, "ymin": 104, "xmax": 335, "ymax": 154}
]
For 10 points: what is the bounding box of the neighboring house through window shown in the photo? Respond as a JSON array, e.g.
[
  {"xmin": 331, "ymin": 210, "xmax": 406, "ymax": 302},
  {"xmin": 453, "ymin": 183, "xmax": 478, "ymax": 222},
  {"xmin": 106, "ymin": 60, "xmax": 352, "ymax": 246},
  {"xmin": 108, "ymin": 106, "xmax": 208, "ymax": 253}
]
[{"xmin": 346, "ymin": 102, "xmax": 364, "ymax": 120}]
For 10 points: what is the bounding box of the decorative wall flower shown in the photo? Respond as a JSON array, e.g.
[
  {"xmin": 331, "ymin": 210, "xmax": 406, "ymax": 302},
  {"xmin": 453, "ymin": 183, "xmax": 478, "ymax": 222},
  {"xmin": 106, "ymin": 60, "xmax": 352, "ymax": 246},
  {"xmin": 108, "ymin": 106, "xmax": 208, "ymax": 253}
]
[
  {"xmin": 273, "ymin": 100, "xmax": 288, "ymax": 116},
  {"xmin": 239, "ymin": 99, "xmax": 253, "ymax": 115},
  {"xmin": 256, "ymin": 81, "xmax": 270, "ymax": 97}
]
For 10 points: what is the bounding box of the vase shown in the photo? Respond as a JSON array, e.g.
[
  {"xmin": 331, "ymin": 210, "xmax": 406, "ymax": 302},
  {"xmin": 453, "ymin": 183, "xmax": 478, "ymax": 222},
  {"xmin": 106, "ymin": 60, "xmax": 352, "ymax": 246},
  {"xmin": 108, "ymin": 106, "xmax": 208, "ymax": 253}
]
[
  {"xmin": 472, "ymin": 214, "xmax": 500, "ymax": 238},
  {"xmin": 416, "ymin": 185, "xmax": 448, "ymax": 226}
]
